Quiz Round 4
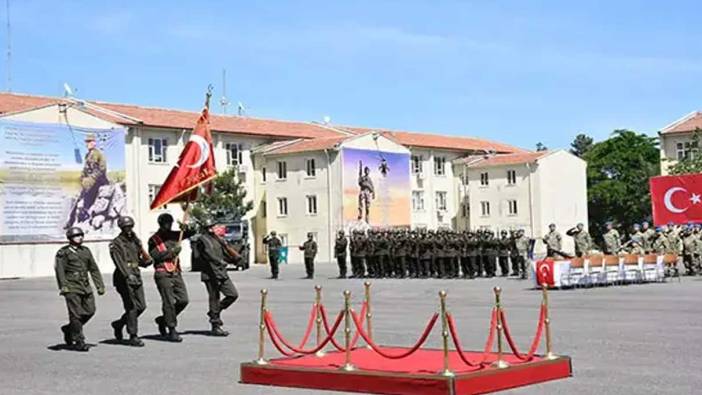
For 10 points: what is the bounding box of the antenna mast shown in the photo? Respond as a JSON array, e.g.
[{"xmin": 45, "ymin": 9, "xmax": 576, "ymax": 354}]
[
  {"xmin": 220, "ymin": 68, "xmax": 229, "ymax": 114},
  {"xmin": 5, "ymin": 0, "xmax": 11, "ymax": 92}
]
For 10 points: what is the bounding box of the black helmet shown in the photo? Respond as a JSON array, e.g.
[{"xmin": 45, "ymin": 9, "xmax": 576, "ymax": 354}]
[
  {"xmin": 118, "ymin": 216, "xmax": 135, "ymax": 229},
  {"xmin": 202, "ymin": 217, "xmax": 219, "ymax": 229},
  {"xmin": 157, "ymin": 213, "xmax": 174, "ymax": 226},
  {"xmin": 66, "ymin": 227, "xmax": 84, "ymax": 239}
]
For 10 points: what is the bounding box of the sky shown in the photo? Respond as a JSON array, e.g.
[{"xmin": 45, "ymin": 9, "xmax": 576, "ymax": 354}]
[{"xmin": 1, "ymin": 1, "xmax": 701, "ymax": 150}]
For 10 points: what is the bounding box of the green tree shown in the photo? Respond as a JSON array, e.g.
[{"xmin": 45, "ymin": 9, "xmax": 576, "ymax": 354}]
[
  {"xmin": 667, "ymin": 128, "xmax": 702, "ymax": 175},
  {"xmin": 189, "ymin": 168, "xmax": 254, "ymax": 226},
  {"xmin": 535, "ymin": 142, "xmax": 548, "ymax": 152},
  {"xmin": 570, "ymin": 133, "xmax": 594, "ymax": 157},
  {"xmin": 583, "ymin": 130, "xmax": 659, "ymax": 243}
]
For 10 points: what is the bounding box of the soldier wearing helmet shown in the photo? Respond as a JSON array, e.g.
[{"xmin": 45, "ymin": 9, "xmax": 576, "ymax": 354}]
[
  {"xmin": 299, "ymin": 232, "xmax": 318, "ymax": 279},
  {"xmin": 148, "ymin": 212, "xmax": 196, "ymax": 342},
  {"xmin": 54, "ymin": 227, "xmax": 105, "ymax": 351},
  {"xmin": 334, "ymin": 230, "xmax": 349, "ymax": 278},
  {"xmin": 109, "ymin": 216, "xmax": 152, "ymax": 346},
  {"xmin": 262, "ymin": 230, "xmax": 283, "ymax": 279},
  {"xmin": 497, "ymin": 230, "xmax": 511, "ymax": 277}
]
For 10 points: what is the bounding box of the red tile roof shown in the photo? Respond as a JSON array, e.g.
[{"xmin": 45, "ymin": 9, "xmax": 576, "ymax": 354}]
[
  {"xmin": 262, "ymin": 136, "xmax": 348, "ymax": 155},
  {"xmin": 460, "ymin": 151, "xmax": 550, "ymax": 167},
  {"xmin": 338, "ymin": 126, "xmax": 526, "ymax": 153},
  {"xmin": 660, "ymin": 111, "xmax": 702, "ymax": 135}
]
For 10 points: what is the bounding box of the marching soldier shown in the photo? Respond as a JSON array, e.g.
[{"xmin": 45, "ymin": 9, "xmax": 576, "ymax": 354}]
[
  {"xmin": 262, "ymin": 231, "xmax": 283, "ymax": 279},
  {"xmin": 109, "ymin": 216, "xmax": 151, "ymax": 347},
  {"xmin": 299, "ymin": 233, "xmax": 318, "ymax": 279},
  {"xmin": 566, "ymin": 223, "xmax": 591, "ymax": 258},
  {"xmin": 497, "ymin": 230, "xmax": 511, "ymax": 277},
  {"xmin": 148, "ymin": 213, "xmax": 195, "ymax": 342},
  {"xmin": 602, "ymin": 222, "xmax": 621, "ymax": 255},
  {"xmin": 196, "ymin": 218, "xmax": 240, "ymax": 336},
  {"xmin": 334, "ymin": 230, "xmax": 348, "ymax": 279},
  {"xmin": 542, "ymin": 224, "xmax": 563, "ymax": 258},
  {"xmin": 514, "ymin": 229, "xmax": 530, "ymax": 279},
  {"xmin": 55, "ymin": 227, "xmax": 105, "ymax": 351}
]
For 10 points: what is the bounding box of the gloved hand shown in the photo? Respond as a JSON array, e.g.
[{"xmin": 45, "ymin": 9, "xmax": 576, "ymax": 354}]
[
  {"xmin": 97, "ymin": 288, "xmax": 106, "ymax": 296},
  {"xmin": 59, "ymin": 286, "xmax": 70, "ymax": 296}
]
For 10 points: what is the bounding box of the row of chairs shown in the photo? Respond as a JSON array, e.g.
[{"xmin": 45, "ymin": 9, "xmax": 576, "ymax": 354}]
[{"xmin": 559, "ymin": 254, "xmax": 680, "ymax": 288}]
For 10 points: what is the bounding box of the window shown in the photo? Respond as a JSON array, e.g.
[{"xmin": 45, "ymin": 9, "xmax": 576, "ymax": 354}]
[
  {"xmin": 411, "ymin": 155, "xmax": 424, "ymax": 174},
  {"xmin": 434, "ymin": 156, "xmax": 446, "ymax": 176},
  {"xmin": 461, "ymin": 172, "xmax": 469, "ymax": 186},
  {"xmin": 148, "ymin": 184, "xmax": 167, "ymax": 208},
  {"xmin": 676, "ymin": 141, "xmax": 699, "ymax": 160},
  {"xmin": 436, "ymin": 191, "xmax": 447, "ymax": 211},
  {"xmin": 277, "ymin": 161, "xmax": 287, "ymax": 180},
  {"xmin": 461, "ymin": 203, "xmax": 469, "ymax": 218},
  {"xmin": 148, "ymin": 138, "xmax": 167, "ymax": 163},
  {"xmin": 412, "ymin": 191, "xmax": 425, "ymax": 211},
  {"xmin": 507, "ymin": 170, "xmax": 516, "ymax": 185},
  {"xmin": 508, "ymin": 200, "xmax": 518, "ymax": 215},
  {"xmin": 306, "ymin": 195, "xmax": 318, "ymax": 215},
  {"xmin": 262, "ymin": 167, "xmax": 267, "ymax": 182},
  {"xmin": 277, "ymin": 197, "xmax": 288, "ymax": 216},
  {"xmin": 225, "ymin": 143, "xmax": 243, "ymax": 166},
  {"xmin": 306, "ymin": 158, "xmax": 316, "ymax": 177},
  {"xmin": 480, "ymin": 201, "xmax": 490, "ymax": 216},
  {"xmin": 480, "ymin": 172, "xmax": 489, "ymax": 186}
]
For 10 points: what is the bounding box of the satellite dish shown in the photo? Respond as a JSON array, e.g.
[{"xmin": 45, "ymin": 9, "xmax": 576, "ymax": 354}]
[{"xmin": 63, "ymin": 83, "xmax": 74, "ymax": 97}]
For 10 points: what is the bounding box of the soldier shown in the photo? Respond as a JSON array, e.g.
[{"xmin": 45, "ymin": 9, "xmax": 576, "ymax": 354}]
[
  {"xmin": 393, "ymin": 230, "xmax": 408, "ymax": 278},
  {"xmin": 694, "ymin": 225, "xmax": 702, "ymax": 274},
  {"xmin": 542, "ymin": 224, "xmax": 563, "ymax": 258},
  {"xmin": 418, "ymin": 231, "xmax": 433, "ymax": 278},
  {"xmin": 350, "ymin": 231, "xmax": 365, "ymax": 278},
  {"xmin": 407, "ymin": 231, "xmax": 419, "ymax": 278},
  {"xmin": 497, "ymin": 230, "xmax": 511, "ymax": 277},
  {"xmin": 681, "ymin": 226, "xmax": 698, "ymax": 275},
  {"xmin": 299, "ymin": 233, "xmax": 318, "ymax": 279},
  {"xmin": 602, "ymin": 222, "xmax": 621, "ymax": 255},
  {"xmin": 640, "ymin": 221, "xmax": 655, "ymax": 253},
  {"xmin": 66, "ymin": 133, "xmax": 109, "ymax": 228},
  {"xmin": 334, "ymin": 230, "xmax": 348, "ymax": 279},
  {"xmin": 55, "ymin": 227, "xmax": 105, "ymax": 351},
  {"xmin": 666, "ymin": 223, "xmax": 683, "ymax": 255},
  {"xmin": 262, "ymin": 231, "xmax": 283, "ymax": 279},
  {"xmin": 148, "ymin": 213, "xmax": 195, "ymax": 342},
  {"xmin": 627, "ymin": 238, "xmax": 646, "ymax": 255},
  {"xmin": 651, "ymin": 228, "xmax": 671, "ymax": 254},
  {"xmin": 462, "ymin": 232, "xmax": 477, "ymax": 279},
  {"xmin": 566, "ymin": 223, "xmax": 591, "ymax": 258},
  {"xmin": 482, "ymin": 230, "xmax": 498, "ymax": 278},
  {"xmin": 376, "ymin": 231, "xmax": 391, "ymax": 278},
  {"xmin": 109, "ymin": 216, "xmax": 151, "ymax": 347},
  {"xmin": 514, "ymin": 229, "xmax": 530, "ymax": 279},
  {"xmin": 196, "ymin": 218, "xmax": 240, "ymax": 336}
]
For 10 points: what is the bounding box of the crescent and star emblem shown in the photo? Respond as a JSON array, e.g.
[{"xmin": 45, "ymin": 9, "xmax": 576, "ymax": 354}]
[
  {"xmin": 187, "ymin": 134, "xmax": 211, "ymax": 169},
  {"xmin": 662, "ymin": 187, "xmax": 702, "ymax": 214}
]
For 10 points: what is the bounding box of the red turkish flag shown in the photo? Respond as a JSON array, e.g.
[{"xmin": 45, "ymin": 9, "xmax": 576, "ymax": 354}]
[
  {"xmin": 150, "ymin": 108, "xmax": 217, "ymax": 210},
  {"xmin": 650, "ymin": 174, "xmax": 702, "ymax": 226},
  {"xmin": 536, "ymin": 258, "xmax": 555, "ymax": 287}
]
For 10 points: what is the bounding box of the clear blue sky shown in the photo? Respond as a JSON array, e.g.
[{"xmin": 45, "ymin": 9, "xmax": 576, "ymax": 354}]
[{"xmin": 2, "ymin": 1, "xmax": 700, "ymax": 150}]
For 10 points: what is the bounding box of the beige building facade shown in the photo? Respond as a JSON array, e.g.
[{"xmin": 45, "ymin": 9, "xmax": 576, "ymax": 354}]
[{"xmin": 658, "ymin": 111, "xmax": 702, "ymax": 175}]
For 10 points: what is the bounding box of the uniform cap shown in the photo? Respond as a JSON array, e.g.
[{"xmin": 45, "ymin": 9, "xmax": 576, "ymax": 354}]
[
  {"xmin": 84, "ymin": 133, "xmax": 96, "ymax": 142},
  {"xmin": 157, "ymin": 213, "xmax": 174, "ymax": 226},
  {"xmin": 65, "ymin": 227, "xmax": 84, "ymax": 239},
  {"xmin": 117, "ymin": 216, "xmax": 135, "ymax": 229}
]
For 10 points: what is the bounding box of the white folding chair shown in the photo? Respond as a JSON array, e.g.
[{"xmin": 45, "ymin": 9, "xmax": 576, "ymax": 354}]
[
  {"xmin": 623, "ymin": 254, "xmax": 642, "ymax": 284},
  {"xmin": 642, "ymin": 254, "xmax": 661, "ymax": 283},
  {"xmin": 586, "ymin": 255, "xmax": 604, "ymax": 286}
]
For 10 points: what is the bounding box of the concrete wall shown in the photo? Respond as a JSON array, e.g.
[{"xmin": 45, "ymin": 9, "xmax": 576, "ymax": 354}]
[{"xmin": 659, "ymin": 132, "xmax": 691, "ymax": 176}]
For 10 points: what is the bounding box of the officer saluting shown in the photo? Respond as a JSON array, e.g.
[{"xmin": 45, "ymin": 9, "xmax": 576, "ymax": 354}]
[
  {"xmin": 148, "ymin": 213, "xmax": 195, "ymax": 342},
  {"xmin": 299, "ymin": 233, "xmax": 318, "ymax": 279},
  {"xmin": 55, "ymin": 227, "xmax": 105, "ymax": 351},
  {"xmin": 109, "ymin": 216, "xmax": 152, "ymax": 347},
  {"xmin": 195, "ymin": 218, "xmax": 240, "ymax": 336},
  {"xmin": 262, "ymin": 231, "xmax": 282, "ymax": 279}
]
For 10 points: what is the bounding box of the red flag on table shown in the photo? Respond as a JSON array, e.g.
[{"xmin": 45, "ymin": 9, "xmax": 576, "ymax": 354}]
[
  {"xmin": 650, "ymin": 174, "xmax": 702, "ymax": 226},
  {"xmin": 150, "ymin": 108, "xmax": 217, "ymax": 210},
  {"xmin": 536, "ymin": 258, "xmax": 555, "ymax": 287}
]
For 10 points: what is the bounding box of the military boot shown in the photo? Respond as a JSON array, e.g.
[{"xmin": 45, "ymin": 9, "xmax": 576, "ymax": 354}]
[
  {"xmin": 127, "ymin": 335, "xmax": 144, "ymax": 347},
  {"xmin": 60, "ymin": 325, "xmax": 73, "ymax": 346},
  {"xmin": 73, "ymin": 340, "xmax": 90, "ymax": 352},
  {"xmin": 155, "ymin": 316, "xmax": 167, "ymax": 337},
  {"xmin": 111, "ymin": 320, "xmax": 124, "ymax": 341},
  {"xmin": 211, "ymin": 324, "xmax": 229, "ymax": 337},
  {"xmin": 167, "ymin": 327, "xmax": 183, "ymax": 343}
]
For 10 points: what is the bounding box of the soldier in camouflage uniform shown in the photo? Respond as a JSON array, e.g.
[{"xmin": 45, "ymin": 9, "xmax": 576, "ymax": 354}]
[
  {"xmin": 55, "ymin": 227, "xmax": 105, "ymax": 351},
  {"xmin": 334, "ymin": 230, "xmax": 349, "ymax": 279},
  {"xmin": 651, "ymin": 228, "xmax": 671, "ymax": 254},
  {"xmin": 681, "ymin": 226, "xmax": 698, "ymax": 275},
  {"xmin": 299, "ymin": 232, "xmax": 318, "ymax": 279},
  {"xmin": 602, "ymin": 222, "xmax": 621, "ymax": 255},
  {"xmin": 566, "ymin": 223, "xmax": 591, "ymax": 258},
  {"xmin": 393, "ymin": 231, "xmax": 408, "ymax": 278},
  {"xmin": 514, "ymin": 229, "xmax": 530, "ymax": 279},
  {"xmin": 542, "ymin": 224, "xmax": 563, "ymax": 258},
  {"xmin": 665, "ymin": 224, "xmax": 683, "ymax": 256},
  {"xmin": 109, "ymin": 216, "xmax": 152, "ymax": 347},
  {"xmin": 641, "ymin": 221, "xmax": 655, "ymax": 253}
]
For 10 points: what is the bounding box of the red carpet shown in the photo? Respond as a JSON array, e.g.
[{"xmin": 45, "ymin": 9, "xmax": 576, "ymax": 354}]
[{"xmin": 240, "ymin": 347, "xmax": 572, "ymax": 394}]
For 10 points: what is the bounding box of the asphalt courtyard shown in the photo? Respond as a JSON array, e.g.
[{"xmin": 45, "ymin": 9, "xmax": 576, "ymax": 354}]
[{"xmin": 1, "ymin": 262, "xmax": 701, "ymax": 395}]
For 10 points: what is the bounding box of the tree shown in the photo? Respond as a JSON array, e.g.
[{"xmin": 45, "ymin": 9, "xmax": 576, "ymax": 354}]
[
  {"xmin": 189, "ymin": 168, "xmax": 254, "ymax": 226},
  {"xmin": 667, "ymin": 128, "xmax": 702, "ymax": 175},
  {"xmin": 535, "ymin": 142, "xmax": 548, "ymax": 152},
  {"xmin": 583, "ymin": 130, "xmax": 659, "ymax": 243},
  {"xmin": 570, "ymin": 133, "xmax": 594, "ymax": 157}
]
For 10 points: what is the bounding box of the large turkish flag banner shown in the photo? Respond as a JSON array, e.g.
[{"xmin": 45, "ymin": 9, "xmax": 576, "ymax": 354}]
[{"xmin": 650, "ymin": 174, "xmax": 702, "ymax": 226}]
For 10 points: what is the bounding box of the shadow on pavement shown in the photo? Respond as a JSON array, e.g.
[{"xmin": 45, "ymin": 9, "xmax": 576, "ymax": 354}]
[
  {"xmin": 47, "ymin": 343, "xmax": 97, "ymax": 351},
  {"xmin": 98, "ymin": 339, "xmax": 129, "ymax": 346}
]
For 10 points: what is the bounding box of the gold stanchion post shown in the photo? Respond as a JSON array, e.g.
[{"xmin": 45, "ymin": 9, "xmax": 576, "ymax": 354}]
[
  {"xmin": 254, "ymin": 289, "xmax": 268, "ymax": 365},
  {"xmin": 491, "ymin": 287, "xmax": 510, "ymax": 369},
  {"xmin": 364, "ymin": 281, "xmax": 373, "ymax": 350},
  {"xmin": 314, "ymin": 285, "xmax": 326, "ymax": 357},
  {"xmin": 541, "ymin": 283, "xmax": 558, "ymax": 360},
  {"xmin": 340, "ymin": 290, "xmax": 356, "ymax": 371},
  {"xmin": 439, "ymin": 290, "xmax": 454, "ymax": 377}
]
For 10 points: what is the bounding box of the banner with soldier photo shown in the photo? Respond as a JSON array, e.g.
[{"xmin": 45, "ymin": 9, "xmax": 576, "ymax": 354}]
[
  {"xmin": 0, "ymin": 119, "xmax": 126, "ymax": 243},
  {"xmin": 341, "ymin": 147, "xmax": 411, "ymax": 230}
]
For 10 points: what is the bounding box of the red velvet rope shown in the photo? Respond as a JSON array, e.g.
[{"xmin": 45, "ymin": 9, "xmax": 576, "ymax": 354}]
[
  {"xmin": 350, "ymin": 310, "xmax": 440, "ymax": 359},
  {"xmin": 499, "ymin": 305, "xmax": 546, "ymax": 361},
  {"xmin": 264, "ymin": 315, "xmax": 295, "ymax": 357},
  {"xmin": 264, "ymin": 309, "xmax": 344, "ymax": 355},
  {"xmin": 298, "ymin": 304, "xmax": 318, "ymax": 349},
  {"xmin": 446, "ymin": 309, "xmax": 497, "ymax": 367},
  {"xmin": 318, "ymin": 303, "xmax": 367, "ymax": 352}
]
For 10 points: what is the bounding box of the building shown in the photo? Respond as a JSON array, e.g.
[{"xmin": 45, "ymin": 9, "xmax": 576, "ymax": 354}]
[
  {"xmin": 0, "ymin": 92, "xmax": 586, "ymax": 277},
  {"xmin": 658, "ymin": 111, "xmax": 702, "ymax": 175}
]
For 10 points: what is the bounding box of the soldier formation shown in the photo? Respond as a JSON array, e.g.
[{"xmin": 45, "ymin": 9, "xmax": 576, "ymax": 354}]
[{"xmin": 55, "ymin": 214, "xmax": 241, "ymax": 351}]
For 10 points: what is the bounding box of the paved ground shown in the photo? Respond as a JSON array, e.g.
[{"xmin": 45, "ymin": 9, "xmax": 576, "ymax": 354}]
[{"xmin": 1, "ymin": 262, "xmax": 701, "ymax": 395}]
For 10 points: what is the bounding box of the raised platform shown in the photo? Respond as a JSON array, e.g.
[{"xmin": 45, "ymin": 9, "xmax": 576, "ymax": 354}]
[{"xmin": 240, "ymin": 347, "xmax": 572, "ymax": 395}]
